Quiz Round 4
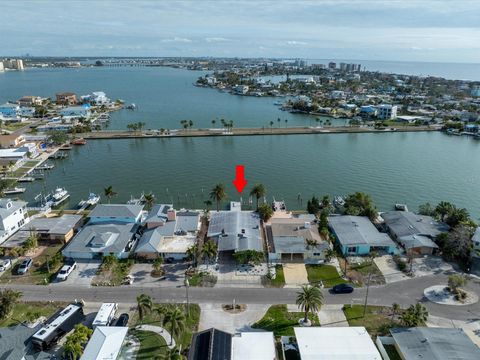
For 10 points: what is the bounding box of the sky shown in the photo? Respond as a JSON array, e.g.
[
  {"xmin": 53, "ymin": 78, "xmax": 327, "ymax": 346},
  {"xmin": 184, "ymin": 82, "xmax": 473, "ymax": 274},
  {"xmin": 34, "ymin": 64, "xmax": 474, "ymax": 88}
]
[{"xmin": 1, "ymin": 0, "xmax": 480, "ymax": 63}]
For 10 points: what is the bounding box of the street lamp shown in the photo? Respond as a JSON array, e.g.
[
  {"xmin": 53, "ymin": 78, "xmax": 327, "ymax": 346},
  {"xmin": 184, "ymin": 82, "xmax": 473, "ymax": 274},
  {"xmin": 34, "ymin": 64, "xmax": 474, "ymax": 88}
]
[{"xmin": 184, "ymin": 277, "xmax": 190, "ymax": 318}]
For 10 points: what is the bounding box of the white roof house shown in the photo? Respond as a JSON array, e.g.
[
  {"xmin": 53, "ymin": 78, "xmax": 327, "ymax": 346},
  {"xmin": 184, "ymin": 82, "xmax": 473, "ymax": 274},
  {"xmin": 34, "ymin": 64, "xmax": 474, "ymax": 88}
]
[
  {"xmin": 232, "ymin": 332, "xmax": 275, "ymax": 360},
  {"xmin": 294, "ymin": 327, "xmax": 382, "ymax": 360},
  {"xmin": 80, "ymin": 326, "xmax": 128, "ymax": 360}
]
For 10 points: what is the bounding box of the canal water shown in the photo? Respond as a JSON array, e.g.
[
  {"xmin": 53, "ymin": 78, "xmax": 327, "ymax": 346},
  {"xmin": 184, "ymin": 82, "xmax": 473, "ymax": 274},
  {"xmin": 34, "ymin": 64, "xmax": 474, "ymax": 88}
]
[{"xmin": 1, "ymin": 67, "xmax": 480, "ymax": 216}]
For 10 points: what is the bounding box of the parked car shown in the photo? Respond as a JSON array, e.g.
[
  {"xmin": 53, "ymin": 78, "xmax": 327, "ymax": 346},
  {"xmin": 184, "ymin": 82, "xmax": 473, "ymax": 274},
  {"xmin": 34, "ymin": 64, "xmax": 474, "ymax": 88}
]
[
  {"xmin": 122, "ymin": 275, "xmax": 134, "ymax": 285},
  {"xmin": 56, "ymin": 261, "xmax": 77, "ymax": 281},
  {"xmin": 331, "ymin": 283, "xmax": 354, "ymax": 294},
  {"xmin": 17, "ymin": 258, "xmax": 33, "ymax": 275},
  {"xmin": 164, "ymin": 257, "xmax": 175, "ymax": 264},
  {"xmin": 0, "ymin": 259, "xmax": 12, "ymax": 272},
  {"xmin": 114, "ymin": 313, "xmax": 129, "ymax": 327}
]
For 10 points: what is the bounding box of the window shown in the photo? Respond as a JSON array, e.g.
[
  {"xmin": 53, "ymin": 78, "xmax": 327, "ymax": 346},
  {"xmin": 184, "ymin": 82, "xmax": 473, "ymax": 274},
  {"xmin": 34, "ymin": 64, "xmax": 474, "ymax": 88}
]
[
  {"xmin": 347, "ymin": 246, "xmax": 357, "ymax": 254},
  {"xmin": 313, "ymin": 253, "xmax": 321, "ymax": 256}
]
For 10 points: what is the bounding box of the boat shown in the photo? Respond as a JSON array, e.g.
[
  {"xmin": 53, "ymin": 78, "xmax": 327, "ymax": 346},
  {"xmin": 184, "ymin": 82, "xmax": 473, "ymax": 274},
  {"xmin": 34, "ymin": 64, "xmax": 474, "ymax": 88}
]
[
  {"xmin": 126, "ymin": 193, "xmax": 145, "ymax": 205},
  {"xmin": 45, "ymin": 187, "xmax": 70, "ymax": 207},
  {"xmin": 32, "ymin": 173, "xmax": 45, "ymax": 180},
  {"xmin": 126, "ymin": 103, "xmax": 137, "ymax": 110},
  {"xmin": 71, "ymin": 138, "xmax": 87, "ymax": 145},
  {"xmin": 395, "ymin": 203, "xmax": 409, "ymax": 212},
  {"xmin": 4, "ymin": 187, "xmax": 26, "ymax": 195},
  {"xmin": 78, "ymin": 192, "xmax": 100, "ymax": 208},
  {"xmin": 17, "ymin": 177, "xmax": 35, "ymax": 182},
  {"xmin": 333, "ymin": 195, "xmax": 346, "ymax": 208},
  {"xmin": 49, "ymin": 151, "xmax": 68, "ymax": 159},
  {"xmin": 37, "ymin": 163, "xmax": 55, "ymax": 170},
  {"xmin": 60, "ymin": 145, "xmax": 73, "ymax": 150}
]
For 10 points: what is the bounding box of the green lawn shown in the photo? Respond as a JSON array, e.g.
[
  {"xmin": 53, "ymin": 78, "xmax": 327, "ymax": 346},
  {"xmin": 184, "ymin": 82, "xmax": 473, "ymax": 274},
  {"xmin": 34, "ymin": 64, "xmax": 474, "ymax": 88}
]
[
  {"xmin": 305, "ymin": 264, "xmax": 346, "ymax": 287},
  {"xmin": 263, "ymin": 265, "xmax": 285, "ymax": 288},
  {"xmin": 134, "ymin": 303, "xmax": 200, "ymax": 350},
  {"xmin": 343, "ymin": 305, "xmax": 400, "ymax": 337},
  {"xmin": 0, "ymin": 245, "xmax": 64, "ymax": 285},
  {"xmin": 131, "ymin": 329, "xmax": 168, "ymax": 359},
  {"xmin": 252, "ymin": 304, "xmax": 319, "ymax": 336},
  {"xmin": 0, "ymin": 301, "xmax": 67, "ymax": 327}
]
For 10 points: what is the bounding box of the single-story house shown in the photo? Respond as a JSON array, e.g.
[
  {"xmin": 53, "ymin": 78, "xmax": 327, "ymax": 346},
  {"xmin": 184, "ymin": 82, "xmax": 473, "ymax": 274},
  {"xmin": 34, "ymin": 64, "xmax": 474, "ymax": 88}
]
[
  {"xmin": 267, "ymin": 217, "xmax": 330, "ymax": 263},
  {"xmin": 80, "ymin": 326, "xmax": 128, "ymax": 360},
  {"xmin": 88, "ymin": 204, "xmax": 144, "ymax": 225},
  {"xmin": 381, "ymin": 211, "xmax": 449, "ymax": 254},
  {"xmin": 19, "ymin": 214, "xmax": 82, "ymax": 243},
  {"xmin": 144, "ymin": 204, "xmax": 175, "ymax": 229},
  {"xmin": 0, "ymin": 103, "xmax": 19, "ymax": 119},
  {"xmin": 62, "ymin": 223, "xmax": 138, "ymax": 259},
  {"xmin": 388, "ymin": 327, "xmax": 480, "ymax": 360},
  {"xmin": 58, "ymin": 105, "xmax": 91, "ymax": 119},
  {"xmin": 294, "ymin": 327, "xmax": 382, "ymax": 360},
  {"xmin": 188, "ymin": 328, "xmax": 275, "ymax": 360},
  {"xmin": 0, "ymin": 324, "xmax": 52, "ymax": 360},
  {"xmin": 328, "ymin": 215, "xmax": 398, "ymax": 256},
  {"xmin": 207, "ymin": 202, "xmax": 262, "ymax": 256}
]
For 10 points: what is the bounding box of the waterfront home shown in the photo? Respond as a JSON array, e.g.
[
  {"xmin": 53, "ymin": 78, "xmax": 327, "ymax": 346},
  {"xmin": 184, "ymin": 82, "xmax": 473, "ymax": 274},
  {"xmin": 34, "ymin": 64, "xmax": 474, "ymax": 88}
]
[
  {"xmin": 0, "ymin": 199, "xmax": 30, "ymax": 246},
  {"xmin": 136, "ymin": 206, "xmax": 200, "ymax": 260},
  {"xmin": 381, "ymin": 211, "xmax": 448, "ymax": 255},
  {"xmin": 294, "ymin": 327, "xmax": 382, "ymax": 360},
  {"xmin": 61, "ymin": 222, "xmax": 138, "ymax": 260},
  {"xmin": 0, "ymin": 134, "xmax": 25, "ymax": 148},
  {"xmin": 207, "ymin": 202, "xmax": 262, "ymax": 257},
  {"xmin": 0, "ymin": 102, "xmax": 20, "ymax": 119},
  {"xmin": 37, "ymin": 121, "xmax": 74, "ymax": 132},
  {"xmin": 267, "ymin": 216, "xmax": 330, "ymax": 263},
  {"xmin": 88, "ymin": 204, "xmax": 144, "ymax": 224},
  {"xmin": 234, "ymin": 84, "xmax": 249, "ymax": 95},
  {"xmin": 18, "ymin": 106, "xmax": 35, "ymax": 117},
  {"xmin": 189, "ymin": 328, "xmax": 275, "ymax": 360},
  {"xmin": 328, "ymin": 215, "xmax": 398, "ymax": 256},
  {"xmin": 378, "ymin": 328, "xmax": 480, "ymax": 360},
  {"xmin": 81, "ymin": 91, "xmax": 110, "ymax": 106},
  {"xmin": 377, "ymin": 104, "xmax": 398, "ymax": 120},
  {"xmin": 80, "ymin": 326, "xmax": 128, "ymax": 360},
  {"xmin": 17, "ymin": 95, "xmax": 42, "ymax": 107},
  {"xmin": 55, "ymin": 92, "xmax": 77, "ymax": 105},
  {"xmin": 0, "ymin": 143, "xmax": 39, "ymax": 169},
  {"xmin": 0, "ymin": 324, "xmax": 52, "ymax": 360},
  {"xmin": 359, "ymin": 105, "xmax": 377, "ymax": 119},
  {"xmin": 58, "ymin": 104, "xmax": 91, "ymax": 119}
]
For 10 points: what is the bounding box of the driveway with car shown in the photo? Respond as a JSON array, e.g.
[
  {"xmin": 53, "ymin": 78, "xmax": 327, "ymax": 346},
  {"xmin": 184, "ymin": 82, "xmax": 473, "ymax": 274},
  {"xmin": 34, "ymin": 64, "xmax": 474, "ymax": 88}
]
[{"xmin": 57, "ymin": 260, "xmax": 101, "ymax": 286}]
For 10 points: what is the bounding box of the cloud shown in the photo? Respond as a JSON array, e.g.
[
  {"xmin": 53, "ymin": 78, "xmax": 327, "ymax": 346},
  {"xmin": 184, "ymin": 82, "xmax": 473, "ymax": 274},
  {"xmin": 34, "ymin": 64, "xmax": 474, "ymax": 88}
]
[
  {"xmin": 161, "ymin": 37, "xmax": 192, "ymax": 43},
  {"xmin": 205, "ymin": 37, "xmax": 230, "ymax": 43}
]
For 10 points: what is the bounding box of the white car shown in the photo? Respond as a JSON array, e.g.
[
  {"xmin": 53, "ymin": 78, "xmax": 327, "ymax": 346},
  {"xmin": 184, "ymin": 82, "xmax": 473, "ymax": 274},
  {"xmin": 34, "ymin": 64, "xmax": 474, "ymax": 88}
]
[
  {"xmin": 56, "ymin": 261, "xmax": 76, "ymax": 281},
  {"xmin": 0, "ymin": 259, "xmax": 12, "ymax": 272}
]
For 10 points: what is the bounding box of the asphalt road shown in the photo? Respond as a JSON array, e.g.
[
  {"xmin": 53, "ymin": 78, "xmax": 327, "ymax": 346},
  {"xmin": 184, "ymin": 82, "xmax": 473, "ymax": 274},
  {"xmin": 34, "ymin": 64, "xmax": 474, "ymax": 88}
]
[{"xmin": 4, "ymin": 272, "xmax": 480, "ymax": 321}]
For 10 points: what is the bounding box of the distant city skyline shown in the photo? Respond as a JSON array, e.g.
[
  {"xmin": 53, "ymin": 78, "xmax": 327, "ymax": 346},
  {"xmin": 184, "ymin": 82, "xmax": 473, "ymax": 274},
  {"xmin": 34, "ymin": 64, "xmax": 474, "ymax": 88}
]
[{"xmin": 2, "ymin": 0, "xmax": 480, "ymax": 63}]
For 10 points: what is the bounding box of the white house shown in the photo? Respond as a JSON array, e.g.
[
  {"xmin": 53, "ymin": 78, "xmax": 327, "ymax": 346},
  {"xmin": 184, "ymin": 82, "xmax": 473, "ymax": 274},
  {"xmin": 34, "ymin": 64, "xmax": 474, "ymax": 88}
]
[
  {"xmin": 80, "ymin": 326, "xmax": 128, "ymax": 360},
  {"xmin": 234, "ymin": 85, "xmax": 249, "ymax": 95},
  {"xmin": 377, "ymin": 104, "xmax": 398, "ymax": 120},
  {"xmin": 0, "ymin": 199, "xmax": 30, "ymax": 245}
]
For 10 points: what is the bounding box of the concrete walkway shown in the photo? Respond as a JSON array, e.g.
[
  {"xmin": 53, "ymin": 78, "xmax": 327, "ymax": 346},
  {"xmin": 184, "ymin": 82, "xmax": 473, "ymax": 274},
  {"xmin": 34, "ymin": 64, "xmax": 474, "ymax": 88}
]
[
  {"xmin": 283, "ymin": 263, "xmax": 308, "ymax": 287},
  {"xmin": 199, "ymin": 303, "xmax": 269, "ymax": 333},
  {"xmin": 135, "ymin": 324, "xmax": 176, "ymax": 349},
  {"xmin": 318, "ymin": 304, "xmax": 349, "ymax": 327}
]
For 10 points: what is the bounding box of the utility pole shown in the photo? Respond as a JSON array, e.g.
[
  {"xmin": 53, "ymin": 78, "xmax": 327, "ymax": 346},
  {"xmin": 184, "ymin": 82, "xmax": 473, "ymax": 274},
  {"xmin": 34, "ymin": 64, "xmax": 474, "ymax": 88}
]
[
  {"xmin": 184, "ymin": 277, "xmax": 190, "ymax": 318},
  {"xmin": 363, "ymin": 269, "xmax": 372, "ymax": 317}
]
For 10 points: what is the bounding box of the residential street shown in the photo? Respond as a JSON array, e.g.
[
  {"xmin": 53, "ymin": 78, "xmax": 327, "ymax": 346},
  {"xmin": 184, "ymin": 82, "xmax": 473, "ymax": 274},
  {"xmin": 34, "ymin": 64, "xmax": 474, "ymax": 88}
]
[{"xmin": 4, "ymin": 272, "xmax": 480, "ymax": 322}]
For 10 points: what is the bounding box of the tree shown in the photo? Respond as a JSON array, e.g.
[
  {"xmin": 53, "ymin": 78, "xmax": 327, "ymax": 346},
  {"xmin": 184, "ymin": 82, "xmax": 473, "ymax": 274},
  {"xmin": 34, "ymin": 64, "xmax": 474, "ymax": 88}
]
[
  {"xmin": 448, "ymin": 274, "xmax": 468, "ymax": 294},
  {"xmin": 202, "ymin": 240, "xmax": 218, "ymax": 263},
  {"xmin": 233, "ymin": 250, "xmax": 264, "ymax": 265},
  {"xmin": 438, "ymin": 224, "xmax": 473, "ymax": 269},
  {"xmin": 104, "ymin": 185, "xmax": 117, "ymax": 203},
  {"xmin": 163, "ymin": 306, "xmax": 186, "ymax": 345},
  {"xmin": 152, "ymin": 257, "xmax": 164, "ymax": 275},
  {"xmin": 319, "ymin": 210, "xmax": 329, "ymax": 231},
  {"xmin": 306, "ymin": 196, "xmax": 320, "ymax": 215},
  {"xmin": 435, "ymin": 201, "xmax": 454, "ymax": 222},
  {"xmin": 63, "ymin": 324, "xmax": 92, "ymax": 360},
  {"xmin": 161, "ymin": 347, "xmax": 183, "ymax": 360},
  {"xmin": 0, "ymin": 289, "xmax": 22, "ymax": 320},
  {"xmin": 143, "ymin": 193, "xmax": 155, "ymax": 210},
  {"xmin": 137, "ymin": 294, "xmax": 153, "ymax": 322},
  {"xmin": 101, "ymin": 254, "xmax": 118, "ymax": 271},
  {"xmin": 445, "ymin": 207, "xmax": 470, "ymax": 228},
  {"xmin": 209, "ymin": 183, "xmax": 227, "ymax": 211},
  {"xmin": 258, "ymin": 203, "xmax": 273, "ymax": 222},
  {"xmin": 323, "ymin": 248, "xmax": 335, "ymax": 262},
  {"xmin": 250, "ymin": 183, "xmax": 266, "ymax": 210},
  {"xmin": 401, "ymin": 303, "xmax": 428, "ymax": 327},
  {"xmin": 296, "ymin": 285, "xmax": 323, "ymax": 324},
  {"xmin": 186, "ymin": 244, "xmax": 199, "ymax": 266},
  {"xmin": 23, "ymin": 230, "xmax": 38, "ymax": 251},
  {"xmin": 418, "ymin": 202, "xmax": 435, "ymax": 216},
  {"xmin": 344, "ymin": 192, "xmax": 377, "ymax": 221},
  {"xmin": 47, "ymin": 130, "xmax": 68, "ymax": 145}
]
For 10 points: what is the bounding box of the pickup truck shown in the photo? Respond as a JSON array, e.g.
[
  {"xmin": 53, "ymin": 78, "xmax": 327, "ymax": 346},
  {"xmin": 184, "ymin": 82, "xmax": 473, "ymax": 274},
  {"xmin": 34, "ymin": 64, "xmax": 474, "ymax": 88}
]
[{"xmin": 56, "ymin": 260, "xmax": 77, "ymax": 281}]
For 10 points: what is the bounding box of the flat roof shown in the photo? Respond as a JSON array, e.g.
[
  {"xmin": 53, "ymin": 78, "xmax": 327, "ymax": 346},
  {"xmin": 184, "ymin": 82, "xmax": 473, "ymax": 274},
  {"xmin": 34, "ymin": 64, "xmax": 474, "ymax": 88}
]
[
  {"xmin": 136, "ymin": 227, "xmax": 195, "ymax": 254},
  {"xmin": 328, "ymin": 215, "xmax": 396, "ymax": 248},
  {"xmin": 80, "ymin": 326, "xmax": 128, "ymax": 360},
  {"xmin": 232, "ymin": 332, "xmax": 275, "ymax": 360},
  {"xmin": 25, "ymin": 214, "xmax": 82, "ymax": 235},
  {"xmin": 391, "ymin": 327, "xmax": 480, "ymax": 360},
  {"xmin": 294, "ymin": 327, "xmax": 382, "ymax": 360}
]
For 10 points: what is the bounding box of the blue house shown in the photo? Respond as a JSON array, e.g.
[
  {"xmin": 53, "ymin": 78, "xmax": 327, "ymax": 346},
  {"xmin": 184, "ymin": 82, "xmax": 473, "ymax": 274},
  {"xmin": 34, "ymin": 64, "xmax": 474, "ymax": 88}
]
[
  {"xmin": 0, "ymin": 103, "xmax": 19, "ymax": 118},
  {"xmin": 88, "ymin": 204, "xmax": 144, "ymax": 225},
  {"xmin": 59, "ymin": 104, "xmax": 91, "ymax": 118},
  {"xmin": 328, "ymin": 215, "xmax": 398, "ymax": 256}
]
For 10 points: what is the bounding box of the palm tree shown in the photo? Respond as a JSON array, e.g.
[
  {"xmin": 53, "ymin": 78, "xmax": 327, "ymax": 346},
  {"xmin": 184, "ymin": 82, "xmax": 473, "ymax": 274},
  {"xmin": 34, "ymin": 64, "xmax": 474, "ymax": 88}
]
[
  {"xmin": 296, "ymin": 285, "xmax": 323, "ymax": 324},
  {"xmin": 104, "ymin": 185, "xmax": 117, "ymax": 203},
  {"xmin": 401, "ymin": 303, "xmax": 428, "ymax": 327},
  {"xmin": 143, "ymin": 193, "xmax": 155, "ymax": 210},
  {"xmin": 209, "ymin": 183, "xmax": 227, "ymax": 211},
  {"xmin": 202, "ymin": 240, "xmax": 218, "ymax": 263},
  {"xmin": 161, "ymin": 346, "xmax": 183, "ymax": 360},
  {"xmin": 152, "ymin": 257, "xmax": 163, "ymax": 274},
  {"xmin": 277, "ymin": 117, "xmax": 281, "ymax": 127},
  {"xmin": 186, "ymin": 244, "xmax": 199, "ymax": 266},
  {"xmin": 211, "ymin": 119, "xmax": 216, "ymax": 128},
  {"xmin": 435, "ymin": 201, "xmax": 454, "ymax": 222},
  {"xmin": 163, "ymin": 306, "xmax": 186, "ymax": 346},
  {"xmin": 137, "ymin": 294, "xmax": 153, "ymax": 322},
  {"xmin": 250, "ymin": 183, "xmax": 266, "ymax": 210},
  {"xmin": 285, "ymin": 119, "xmax": 288, "ymax": 128}
]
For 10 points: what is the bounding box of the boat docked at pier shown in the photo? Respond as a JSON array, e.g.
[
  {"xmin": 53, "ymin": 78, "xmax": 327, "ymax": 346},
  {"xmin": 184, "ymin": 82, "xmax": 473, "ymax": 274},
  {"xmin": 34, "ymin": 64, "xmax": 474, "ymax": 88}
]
[
  {"xmin": 37, "ymin": 162, "xmax": 55, "ymax": 170},
  {"xmin": 4, "ymin": 187, "xmax": 26, "ymax": 195},
  {"xmin": 78, "ymin": 192, "xmax": 100, "ymax": 209},
  {"xmin": 45, "ymin": 187, "xmax": 70, "ymax": 207},
  {"xmin": 71, "ymin": 138, "xmax": 87, "ymax": 145},
  {"xmin": 17, "ymin": 177, "xmax": 35, "ymax": 182}
]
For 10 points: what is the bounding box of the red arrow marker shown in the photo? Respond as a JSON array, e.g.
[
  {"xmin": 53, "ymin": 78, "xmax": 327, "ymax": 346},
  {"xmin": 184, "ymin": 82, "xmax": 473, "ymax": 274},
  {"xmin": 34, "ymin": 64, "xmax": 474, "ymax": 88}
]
[{"xmin": 232, "ymin": 165, "xmax": 248, "ymax": 193}]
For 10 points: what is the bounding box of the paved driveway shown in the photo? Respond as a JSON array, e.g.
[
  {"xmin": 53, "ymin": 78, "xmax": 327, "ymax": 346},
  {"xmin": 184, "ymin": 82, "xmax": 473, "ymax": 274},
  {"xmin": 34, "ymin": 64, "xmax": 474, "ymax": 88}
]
[
  {"xmin": 374, "ymin": 255, "xmax": 410, "ymax": 284},
  {"xmin": 53, "ymin": 260, "xmax": 101, "ymax": 287},
  {"xmin": 283, "ymin": 263, "xmax": 308, "ymax": 286}
]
